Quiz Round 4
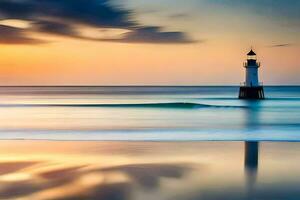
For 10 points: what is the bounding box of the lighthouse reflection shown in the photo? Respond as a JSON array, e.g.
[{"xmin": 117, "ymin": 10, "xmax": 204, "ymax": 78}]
[
  {"xmin": 243, "ymin": 100, "xmax": 262, "ymax": 199},
  {"xmin": 244, "ymin": 141, "xmax": 259, "ymax": 199},
  {"xmin": 244, "ymin": 141, "xmax": 259, "ymax": 177}
]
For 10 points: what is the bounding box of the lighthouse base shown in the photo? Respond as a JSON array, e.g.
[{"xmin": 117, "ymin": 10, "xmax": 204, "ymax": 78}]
[{"xmin": 239, "ymin": 86, "xmax": 265, "ymax": 99}]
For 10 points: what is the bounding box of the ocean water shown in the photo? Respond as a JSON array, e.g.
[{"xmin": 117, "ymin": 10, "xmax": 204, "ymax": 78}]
[{"xmin": 0, "ymin": 86, "xmax": 299, "ymax": 141}]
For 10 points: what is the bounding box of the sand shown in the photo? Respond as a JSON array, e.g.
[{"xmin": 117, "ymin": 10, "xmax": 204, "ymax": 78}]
[{"xmin": 0, "ymin": 141, "xmax": 299, "ymax": 200}]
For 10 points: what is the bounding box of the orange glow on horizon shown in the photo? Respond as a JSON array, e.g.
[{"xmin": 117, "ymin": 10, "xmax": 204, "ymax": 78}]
[{"xmin": 0, "ymin": 34, "xmax": 299, "ymax": 85}]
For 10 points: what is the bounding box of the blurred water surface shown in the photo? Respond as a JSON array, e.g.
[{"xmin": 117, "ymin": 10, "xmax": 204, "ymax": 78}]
[{"xmin": 0, "ymin": 86, "xmax": 299, "ymax": 141}]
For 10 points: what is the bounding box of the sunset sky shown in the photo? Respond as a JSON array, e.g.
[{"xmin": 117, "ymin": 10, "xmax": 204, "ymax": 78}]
[{"xmin": 0, "ymin": 0, "xmax": 299, "ymax": 85}]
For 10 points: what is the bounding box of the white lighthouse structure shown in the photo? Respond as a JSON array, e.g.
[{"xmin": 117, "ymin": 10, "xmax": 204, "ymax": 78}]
[{"xmin": 239, "ymin": 49, "xmax": 265, "ymax": 99}]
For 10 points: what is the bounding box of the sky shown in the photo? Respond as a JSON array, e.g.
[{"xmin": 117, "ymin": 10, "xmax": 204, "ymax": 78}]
[{"xmin": 0, "ymin": 0, "xmax": 299, "ymax": 85}]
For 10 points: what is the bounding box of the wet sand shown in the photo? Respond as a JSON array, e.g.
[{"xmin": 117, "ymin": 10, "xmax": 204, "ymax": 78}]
[{"xmin": 0, "ymin": 141, "xmax": 299, "ymax": 200}]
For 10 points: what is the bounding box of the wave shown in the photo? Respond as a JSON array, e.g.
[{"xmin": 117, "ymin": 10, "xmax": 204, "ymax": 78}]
[
  {"xmin": 193, "ymin": 97, "xmax": 300, "ymax": 101},
  {"xmin": 0, "ymin": 102, "xmax": 245, "ymax": 109}
]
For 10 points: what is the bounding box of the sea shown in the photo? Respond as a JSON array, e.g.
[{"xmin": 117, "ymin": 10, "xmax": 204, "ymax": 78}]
[{"xmin": 0, "ymin": 86, "xmax": 299, "ymax": 141}]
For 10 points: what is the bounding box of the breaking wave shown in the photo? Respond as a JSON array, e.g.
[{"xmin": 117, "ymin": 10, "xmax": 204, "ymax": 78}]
[{"xmin": 0, "ymin": 102, "xmax": 245, "ymax": 109}]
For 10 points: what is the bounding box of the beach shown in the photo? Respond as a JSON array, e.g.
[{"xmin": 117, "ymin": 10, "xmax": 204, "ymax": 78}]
[
  {"xmin": 0, "ymin": 86, "xmax": 300, "ymax": 199},
  {"xmin": 0, "ymin": 141, "xmax": 299, "ymax": 200}
]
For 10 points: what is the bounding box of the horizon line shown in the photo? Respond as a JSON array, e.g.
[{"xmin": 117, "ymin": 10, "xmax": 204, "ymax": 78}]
[{"xmin": 0, "ymin": 85, "xmax": 299, "ymax": 87}]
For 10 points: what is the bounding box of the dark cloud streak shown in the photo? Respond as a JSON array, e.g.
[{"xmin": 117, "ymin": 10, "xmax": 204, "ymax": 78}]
[
  {"xmin": 269, "ymin": 43, "xmax": 292, "ymax": 48},
  {"xmin": 32, "ymin": 20, "xmax": 83, "ymax": 39},
  {"xmin": 169, "ymin": 13, "xmax": 191, "ymax": 19},
  {"xmin": 0, "ymin": 25, "xmax": 44, "ymax": 44},
  {"xmin": 99, "ymin": 26, "xmax": 195, "ymax": 44}
]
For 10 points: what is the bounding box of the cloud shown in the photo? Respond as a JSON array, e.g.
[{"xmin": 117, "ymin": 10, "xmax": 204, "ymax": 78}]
[
  {"xmin": 100, "ymin": 26, "xmax": 195, "ymax": 44},
  {"xmin": 0, "ymin": 25, "xmax": 43, "ymax": 44},
  {"xmin": 0, "ymin": 0, "xmax": 135, "ymax": 28},
  {"xmin": 269, "ymin": 43, "xmax": 292, "ymax": 48},
  {"xmin": 0, "ymin": 0, "xmax": 194, "ymax": 44},
  {"xmin": 169, "ymin": 13, "xmax": 191, "ymax": 19},
  {"xmin": 31, "ymin": 20, "xmax": 93, "ymax": 41}
]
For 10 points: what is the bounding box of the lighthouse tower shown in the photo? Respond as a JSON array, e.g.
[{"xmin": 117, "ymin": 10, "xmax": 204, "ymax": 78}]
[{"xmin": 239, "ymin": 49, "xmax": 265, "ymax": 99}]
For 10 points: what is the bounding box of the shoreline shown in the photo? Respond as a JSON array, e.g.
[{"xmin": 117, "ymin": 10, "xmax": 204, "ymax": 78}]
[{"xmin": 1, "ymin": 138, "xmax": 300, "ymax": 142}]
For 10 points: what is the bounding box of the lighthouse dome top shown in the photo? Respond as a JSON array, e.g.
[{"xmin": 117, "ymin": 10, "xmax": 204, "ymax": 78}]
[{"xmin": 247, "ymin": 49, "xmax": 256, "ymax": 56}]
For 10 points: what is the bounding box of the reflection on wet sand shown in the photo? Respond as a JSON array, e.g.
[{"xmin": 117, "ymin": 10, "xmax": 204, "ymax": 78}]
[
  {"xmin": 0, "ymin": 141, "xmax": 196, "ymax": 200},
  {"xmin": 0, "ymin": 160, "xmax": 187, "ymax": 199},
  {"xmin": 244, "ymin": 141, "xmax": 259, "ymax": 200},
  {"xmin": 244, "ymin": 142, "xmax": 259, "ymax": 172},
  {"xmin": 0, "ymin": 141, "xmax": 299, "ymax": 200}
]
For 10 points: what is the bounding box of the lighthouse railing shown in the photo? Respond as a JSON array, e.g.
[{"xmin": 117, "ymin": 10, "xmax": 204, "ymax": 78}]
[
  {"xmin": 244, "ymin": 61, "xmax": 261, "ymax": 67},
  {"xmin": 240, "ymin": 82, "xmax": 264, "ymax": 87}
]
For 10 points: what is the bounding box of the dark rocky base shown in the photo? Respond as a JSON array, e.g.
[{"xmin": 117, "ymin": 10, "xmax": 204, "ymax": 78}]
[{"xmin": 239, "ymin": 86, "xmax": 265, "ymax": 99}]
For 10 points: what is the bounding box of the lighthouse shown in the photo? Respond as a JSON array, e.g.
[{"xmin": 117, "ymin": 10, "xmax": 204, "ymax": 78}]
[{"xmin": 239, "ymin": 49, "xmax": 265, "ymax": 99}]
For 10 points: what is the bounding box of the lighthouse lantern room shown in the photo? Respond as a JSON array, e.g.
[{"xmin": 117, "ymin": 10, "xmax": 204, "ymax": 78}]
[{"xmin": 239, "ymin": 49, "xmax": 265, "ymax": 99}]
